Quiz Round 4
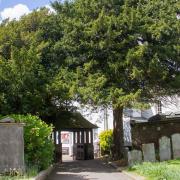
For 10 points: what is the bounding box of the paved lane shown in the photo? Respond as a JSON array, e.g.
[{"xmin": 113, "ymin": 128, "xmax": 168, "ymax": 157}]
[{"xmin": 46, "ymin": 159, "xmax": 133, "ymax": 180}]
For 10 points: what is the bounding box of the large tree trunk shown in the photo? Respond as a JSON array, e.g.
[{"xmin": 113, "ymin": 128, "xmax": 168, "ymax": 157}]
[{"xmin": 112, "ymin": 106, "xmax": 124, "ymax": 160}]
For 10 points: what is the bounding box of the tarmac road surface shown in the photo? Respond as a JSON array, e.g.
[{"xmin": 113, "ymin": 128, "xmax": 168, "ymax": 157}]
[{"xmin": 46, "ymin": 158, "xmax": 133, "ymax": 180}]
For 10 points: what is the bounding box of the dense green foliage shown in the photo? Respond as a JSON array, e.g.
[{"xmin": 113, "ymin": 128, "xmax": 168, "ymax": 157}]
[
  {"xmin": 10, "ymin": 115, "xmax": 54, "ymax": 170},
  {"xmin": 0, "ymin": 48, "xmax": 47, "ymax": 115},
  {"xmin": 128, "ymin": 159, "xmax": 180, "ymax": 180},
  {"xmin": 0, "ymin": 10, "xmax": 48, "ymax": 116},
  {"xmin": 0, "ymin": 8, "xmax": 74, "ymax": 118},
  {"xmin": 99, "ymin": 130, "xmax": 113, "ymax": 155},
  {"xmin": 0, "ymin": 2, "xmax": 179, "ymax": 114},
  {"xmin": 52, "ymin": 0, "xmax": 180, "ymax": 106}
]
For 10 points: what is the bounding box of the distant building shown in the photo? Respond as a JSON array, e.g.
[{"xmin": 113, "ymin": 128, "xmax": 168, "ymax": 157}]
[{"xmin": 77, "ymin": 96, "xmax": 180, "ymax": 145}]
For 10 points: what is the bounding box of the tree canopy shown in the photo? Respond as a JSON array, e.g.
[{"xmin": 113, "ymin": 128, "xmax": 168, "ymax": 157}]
[
  {"xmin": 52, "ymin": 0, "xmax": 180, "ymax": 105},
  {"xmin": 0, "ymin": 8, "xmax": 74, "ymax": 118}
]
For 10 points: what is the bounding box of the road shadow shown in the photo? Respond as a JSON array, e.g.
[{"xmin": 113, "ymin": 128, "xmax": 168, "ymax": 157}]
[
  {"xmin": 46, "ymin": 159, "xmax": 132, "ymax": 180},
  {"xmin": 50, "ymin": 173, "xmax": 97, "ymax": 180},
  {"xmin": 55, "ymin": 159, "xmax": 119, "ymax": 173}
]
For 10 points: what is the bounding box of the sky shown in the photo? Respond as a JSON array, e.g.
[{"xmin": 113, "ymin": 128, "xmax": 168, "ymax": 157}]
[{"xmin": 0, "ymin": 0, "xmax": 57, "ymax": 21}]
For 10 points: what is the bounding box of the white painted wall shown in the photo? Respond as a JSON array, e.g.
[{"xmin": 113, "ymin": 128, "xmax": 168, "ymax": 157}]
[
  {"xmin": 161, "ymin": 95, "xmax": 180, "ymax": 114},
  {"xmin": 141, "ymin": 108, "xmax": 154, "ymax": 119},
  {"xmin": 75, "ymin": 96, "xmax": 180, "ymax": 138},
  {"xmin": 77, "ymin": 105, "xmax": 113, "ymax": 134}
]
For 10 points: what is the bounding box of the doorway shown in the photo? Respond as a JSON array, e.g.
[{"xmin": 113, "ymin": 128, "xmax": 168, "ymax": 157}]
[
  {"xmin": 61, "ymin": 131, "xmax": 73, "ymax": 162},
  {"xmin": 53, "ymin": 129, "xmax": 95, "ymax": 163}
]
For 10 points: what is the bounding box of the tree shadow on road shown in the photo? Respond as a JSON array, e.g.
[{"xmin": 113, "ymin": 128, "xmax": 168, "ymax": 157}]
[
  {"xmin": 54, "ymin": 173, "xmax": 98, "ymax": 180},
  {"xmin": 56, "ymin": 159, "xmax": 119, "ymax": 173},
  {"xmin": 46, "ymin": 159, "xmax": 126, "ymax": 180}
]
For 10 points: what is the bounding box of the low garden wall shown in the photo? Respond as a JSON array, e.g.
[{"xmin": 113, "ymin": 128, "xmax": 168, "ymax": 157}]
[
  {"xmin": 0, "ymin": 115, "xmax": 54, "ymax": 177},
  {"xmin": 0, "ymin": 121, "xmax": 24, "ymax": 173},
  {"xmin": 128, "ymin": 118, "xmax": 180, "ymax": 165},
  {"xmin": 128, "ymin": 133, "xmax": 180, "ymax": 165},
  {"xmin": 130, "ymin": 118, "xmax": 180, "ymax": 151}
]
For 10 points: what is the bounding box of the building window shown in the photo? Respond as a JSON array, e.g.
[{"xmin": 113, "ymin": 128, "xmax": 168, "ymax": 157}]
[{"xmin": 157, "ymin": 101, "xmax": 162, "ymax": 114}]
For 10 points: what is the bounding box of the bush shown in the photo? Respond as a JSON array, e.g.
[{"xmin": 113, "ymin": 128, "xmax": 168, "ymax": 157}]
[
  {"xmin": 10, "ymin": 114, "xmax": 54, "ymax": 170},
  {"xmin": 99, "ymin": 129, "xmax": 113, "ymax": 156}
]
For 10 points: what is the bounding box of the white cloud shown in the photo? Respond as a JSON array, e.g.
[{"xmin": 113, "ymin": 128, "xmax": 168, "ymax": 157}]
[
  {"xmin": 45, "ymin": 4, "xmax": 56, "ymax": 14},
  {"xmin": 0, "ymin": 4, "xmax": 30, "ymax": 21}
]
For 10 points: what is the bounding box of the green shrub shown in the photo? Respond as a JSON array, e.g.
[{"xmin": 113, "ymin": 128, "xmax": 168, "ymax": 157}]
[
  {"xmin": 10, "ymin": 114, "xmax": 54, "ymax": 170},
  {"xmin": 99, "ymin": 129, "xmax": 113, "ymax": 156}
]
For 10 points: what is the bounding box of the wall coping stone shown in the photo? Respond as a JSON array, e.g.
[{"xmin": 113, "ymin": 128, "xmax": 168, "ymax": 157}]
[
  {"xmin": 0, "ymin": 123, "xmax": 25, "ymax": 126},
  {"xmin": 33, "ymin": 165, "xmax": 54, "ymax": 180},
  {"xmin": 131, "ymin": 118, "xmax": 180, "ymax": 126}
]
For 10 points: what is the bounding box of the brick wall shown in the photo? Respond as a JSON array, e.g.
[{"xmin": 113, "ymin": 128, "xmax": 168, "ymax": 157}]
[{"xmin": 131, "ymin": 119, "xmax": 180, "ymax": 152}]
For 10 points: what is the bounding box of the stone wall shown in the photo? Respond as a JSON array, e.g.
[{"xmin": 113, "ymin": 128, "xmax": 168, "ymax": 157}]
[
  {"xmin": 128, "ymin": 133, "xmax": 180, "ymax": 165},
  {"xmin": 131, "ymin": 119, "xmax": 180, "ymax": 152},
  {"xmin": 0, "ymin": 123, "xmax": 24, "ymax": 173}
]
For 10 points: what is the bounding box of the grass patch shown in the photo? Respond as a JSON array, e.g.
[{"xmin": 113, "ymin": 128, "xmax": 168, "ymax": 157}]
[
  {"xmin": 0, "ymin": 166, "xmax": 38, "ymax": 180},
  {"xmin": 128, "ymin": 159, "xmax": 180, "ymax": 180}
]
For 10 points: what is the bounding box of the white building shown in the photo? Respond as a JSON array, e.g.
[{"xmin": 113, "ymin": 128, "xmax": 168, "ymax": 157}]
[
  {"xmin": 59, "ymin": 96, "xmax": 180, "ymax": 157},
  {"xmin": 76, "ymin": 96, "xmax": 180, "ymax": 144}
]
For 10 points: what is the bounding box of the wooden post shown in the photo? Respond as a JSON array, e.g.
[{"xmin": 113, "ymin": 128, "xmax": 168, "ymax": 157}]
[
  {"xmin": 73, "ymin": 131, "xmax": 76, "ymax": 144},
  {"xmin": 54, "ymin": 131, "xmax": 56, "ymax": 145},
  {"xmin": 73, "ymin": 131, "xmax": 76, "ymax": 160},
  {"xmin": 90, "ymin": 130, "xmax": 93, "ymax": 144},
  {"xmin": 86, "ymin": 130, "xmax": 89, "ymax": 144},
  {"xmin": 58, "ymin": 131, "xmax": 62, "ymax": 163},
  {"xmin": 77, "ymin": 131, "xmax": 80, "ymax": 143},
  {"xmin": 58, "ymin": 131, "xmax": 61, "ymax": 144},
  {"xmin": 81, "ymin": 131, "xmax": 84, "ymax": 144}
]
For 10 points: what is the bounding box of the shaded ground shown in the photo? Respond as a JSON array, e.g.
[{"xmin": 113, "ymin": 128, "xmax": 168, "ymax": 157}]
[{"xmin": 46, "ymin": 158, "xmax": 133, "ymax": 180}]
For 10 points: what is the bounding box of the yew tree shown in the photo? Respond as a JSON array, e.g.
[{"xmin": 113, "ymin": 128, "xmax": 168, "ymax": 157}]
[
  {"xmin": 52, "ymin": 0, "xmax": 180, "ymax": 159},
  {"xmin": 0, "ymin": 8, "xmax": 74, "ymax": 117}
]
